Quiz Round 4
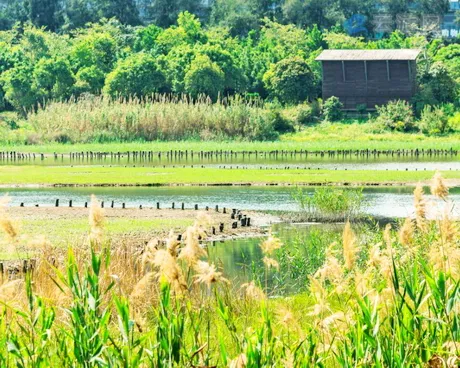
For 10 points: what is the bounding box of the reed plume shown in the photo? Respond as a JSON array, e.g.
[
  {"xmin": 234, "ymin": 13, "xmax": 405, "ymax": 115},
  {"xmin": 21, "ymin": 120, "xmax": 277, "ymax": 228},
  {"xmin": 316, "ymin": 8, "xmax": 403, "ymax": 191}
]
[
  {"xmin": 178, "ymin": 225, "xmax": 207, "ymax": 266},
  {"xmin": 343, "ymin": 222, "xmax": 358, "ymax": 271},
  {"xmin": 430, "ymin": 171, "xmax": 449, "ymax": 200},
  {"xmin": 0, "ymin": 196, "xmax": 18, "ymax": 241},
  {"xmin": 241, "ymin": 281, "xmax": 265, "ymax": 300},
  {"xmin": 262, "ymin": 256, "xmax": 279, "ymax": 271},
  {"xmin": 414, "ymin": 184, "xmax": 427, "ymax": 231},
  {"xmin": 260, "ymin": 231, "xmax": 282, "ymax": 255},
  {"xmin": 194, "ymin": 260, "xmax": 228, "ymax": 288},
  {"xmin": 398, "ymin": 218, "xmax": 414, "ymax": 247},
  {"xmin": 153, "ymin": 249, "xmax": 187, "ymax": 293},
  {"xmin": 89, "ymin": 195, "xmax": 105, "ymax": 244},
  {"xmin": 315, "ymin": 245, "xmax": 343, "ymax": 285}
]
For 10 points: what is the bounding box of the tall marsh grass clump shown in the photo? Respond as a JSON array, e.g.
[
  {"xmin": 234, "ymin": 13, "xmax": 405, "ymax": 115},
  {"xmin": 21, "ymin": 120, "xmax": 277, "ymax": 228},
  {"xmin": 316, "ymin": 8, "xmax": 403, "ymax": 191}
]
[
  {"xmin": 25, "ymin": 94, "xmax": 280, "ymax": 143},
  {"xmin": 0, "ymin": 173, "xmax": 459, "ymax": 366},
  {"xmin": 291, "ymin": 186, "xmax": 366, "ymax": 221}
]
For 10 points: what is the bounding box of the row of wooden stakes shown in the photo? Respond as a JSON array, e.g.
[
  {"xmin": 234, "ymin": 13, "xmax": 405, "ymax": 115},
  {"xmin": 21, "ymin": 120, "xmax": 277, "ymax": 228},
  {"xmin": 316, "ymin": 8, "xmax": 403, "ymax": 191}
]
[{"xmin": 0, "ymin": 148, "xmax": 458, "ymax": 161}]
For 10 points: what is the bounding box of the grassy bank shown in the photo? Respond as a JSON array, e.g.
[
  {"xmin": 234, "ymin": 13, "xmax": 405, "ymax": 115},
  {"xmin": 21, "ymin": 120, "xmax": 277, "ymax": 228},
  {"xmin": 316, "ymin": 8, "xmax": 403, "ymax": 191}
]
[
  {"xmin": 3, "ymin": 135, "xmax": 460, "ymax": 153},
  {"xmin": 1, "ymin": 166, "xmax": 460, "ymax": 186}
]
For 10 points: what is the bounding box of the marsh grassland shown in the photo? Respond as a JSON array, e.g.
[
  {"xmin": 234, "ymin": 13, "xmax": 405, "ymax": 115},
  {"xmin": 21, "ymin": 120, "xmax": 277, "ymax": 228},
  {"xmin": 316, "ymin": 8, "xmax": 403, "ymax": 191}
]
[{"xmin": 0, "ymin": 173, "xmax": 459, "ymax": 367}]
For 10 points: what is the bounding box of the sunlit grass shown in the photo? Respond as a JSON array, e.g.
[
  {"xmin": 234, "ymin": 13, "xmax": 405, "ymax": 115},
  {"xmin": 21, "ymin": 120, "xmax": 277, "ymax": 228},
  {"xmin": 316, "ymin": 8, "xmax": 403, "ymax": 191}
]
[{"xmin": 0, "ymin": 165, "xmax": 459, "ymax": 186}]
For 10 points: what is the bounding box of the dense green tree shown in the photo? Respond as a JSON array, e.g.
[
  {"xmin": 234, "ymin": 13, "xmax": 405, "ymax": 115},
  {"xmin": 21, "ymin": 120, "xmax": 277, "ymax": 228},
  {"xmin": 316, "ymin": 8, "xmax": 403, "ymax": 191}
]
[
  {"xmin": 74, "ymin": 65, "xmax": 106, "ymax": 94},
  {"xmin": 0, "ymin": 0, "xmax": 28, "ymax": 30},
  {"xmin": 155, "ymin": 12, "xmax": 207, "ymax": 54},
  {"xmin": 104, "ymin": 53, "xmax": 168, "ymax": 98},
  {"xmin": 71, "ymin": 32, "xmax": 117, "ymax": 72},
  {"xmin": 62, "ymin": 0, "xmax": 98, "ymax": 30},
  {"xmin": 70, "ymin": 32, "xmax": 118, "ymax": 92},
  {"xmin": 0, "ymin": 64, "xmax": 37, "ymax": 114},
  {"xmin": 98, "ymin": 0, "xmax": 140, "ymax": 25},
  {"xmin": 133, "ymin": 24, "xmax": 163, "ymax": 52},
  {"xmin": 414, "ymin": 62, "xmax": 458, "ymax": 112},
  {"xmin": 161, "ymin": 44, "xmax": 196, "ymax": 93},
  {"xmin": 28, "ymin": 0, "xmax": 61, "ymax": 31},
  {"xmin": 197, "ymin": 44, "xmax": 248, "ymax": 93},
  {"xmin": 433, "ymin": 44, "xmax": 460, "ymax": 83},
  {"xmin": 32, "ymin": 57, "xmax": 75, "ymax": 100},
  {"xmin": 417, "ymin": 0, "xmax": 449, "ymax": 16},
  {"xmin": 210, "ymin": 0, "xmax": 259, "ymax": 36},
  {"xmin": 184, "ymin": 54, "xmax": 225, "ymax": 100},
  {"xmin": 263, "ymin": 56, "xmax": 317, "ymax": 103},
  {"xmin": 282, "ymin": 0, "xmax": 344, "ymax": 29},
  {"xmin": 147, "ymin": 0, "xmax": 204, "ymax": 28}
]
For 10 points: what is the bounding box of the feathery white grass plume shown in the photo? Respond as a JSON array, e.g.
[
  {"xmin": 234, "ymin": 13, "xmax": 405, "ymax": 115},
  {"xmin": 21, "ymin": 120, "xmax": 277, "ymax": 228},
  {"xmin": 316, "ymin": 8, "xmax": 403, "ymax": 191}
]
[
  {"xmin": 153, "ymin": 249, "xmax": 186, "ymax": 293},
  {"xmin": 166, "ymin": 230, "xmax": 180, "ymax": 258},
  {"xmin": 193, "ymin": 260, "xmax": 228, "ymax": 287},
  {"xmin": 178, "ymin": 225, "xmax": 207, "ymax": 266},
  {"xmin": 399, "ymin": 217, "xmax": 414, "ymax": 247},
  {"xmin": 431, "ymin": 171, "xmax": 449, "ymax": 200},
  {"xmin": 229, "ymin": 354, "xmax": 247, "ymax": 368},
  {"xmin": 0, "ymin": 196, "xmax": 18, "ymax": 241},
  {"xmin": 414, "ymin": 184, "xmax": 427, "ymax": 231},
  {"xmin": 89, "ymin": 195, "xmax": 105, "ymax": 244},
  {"xmin": 315, "ymin": 244, "xmax": 344, "ymax": 285},
  {"xmin": 343, "ymin": 221, "xmax": 358, "ymax": 271},
  {"xmin": 260, "ymin": 230, "xmax": 282, "ymax": 255},
  {"xmin": 241, "ymin": 281, "xmax": 265, "ymax": 300},
  {"xmin": 262, "ymin": 256, "xmax": 279, "ymax": 271}
]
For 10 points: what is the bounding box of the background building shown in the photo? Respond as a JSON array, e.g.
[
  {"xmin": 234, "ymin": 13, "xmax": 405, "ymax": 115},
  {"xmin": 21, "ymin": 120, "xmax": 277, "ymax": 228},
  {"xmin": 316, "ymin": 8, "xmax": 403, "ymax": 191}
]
[{"xmin": 316, "ymin": 49, "xmax": 421, "ymax": 110}]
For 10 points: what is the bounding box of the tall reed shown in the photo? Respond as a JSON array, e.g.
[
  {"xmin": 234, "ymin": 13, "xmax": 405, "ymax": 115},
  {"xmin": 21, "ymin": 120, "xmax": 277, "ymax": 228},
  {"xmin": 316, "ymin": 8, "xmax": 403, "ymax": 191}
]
[{"xmin": 25, "ymin": 94, "xmax": 278, "ymax": 143}]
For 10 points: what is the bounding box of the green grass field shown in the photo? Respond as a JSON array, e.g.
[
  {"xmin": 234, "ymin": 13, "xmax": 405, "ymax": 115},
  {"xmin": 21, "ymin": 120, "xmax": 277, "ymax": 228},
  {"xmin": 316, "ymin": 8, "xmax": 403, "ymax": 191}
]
[
  {"xmin": 3, "ymin": 121, "xmax": 460, "ymax": 153},
  {"xmin": 1, "ymin": 165, "xmax": 459, "ymax": 186}
]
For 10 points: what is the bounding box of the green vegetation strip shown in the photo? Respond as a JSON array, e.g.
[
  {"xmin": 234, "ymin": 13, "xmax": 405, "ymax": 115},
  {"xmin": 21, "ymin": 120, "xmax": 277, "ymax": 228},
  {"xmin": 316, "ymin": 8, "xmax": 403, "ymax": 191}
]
[
  {"xmin": 1, "ymin": 166, "xmax": 459, "ymax": 186},
  {"xmin": 4, "ymin": 134, "xmax": 460, "ymax": 154}
]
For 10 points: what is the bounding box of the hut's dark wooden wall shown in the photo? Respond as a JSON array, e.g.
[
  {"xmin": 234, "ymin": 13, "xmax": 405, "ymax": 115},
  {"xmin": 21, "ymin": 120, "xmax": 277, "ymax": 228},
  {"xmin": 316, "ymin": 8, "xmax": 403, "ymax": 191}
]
[{"xmin": 321, "ymin": 60, "xmax": 417, "ymax": 110}]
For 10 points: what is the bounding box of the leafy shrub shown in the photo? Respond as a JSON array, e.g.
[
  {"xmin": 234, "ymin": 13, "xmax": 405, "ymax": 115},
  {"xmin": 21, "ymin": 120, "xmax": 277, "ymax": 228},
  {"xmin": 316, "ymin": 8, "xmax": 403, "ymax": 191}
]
[
  {"xmin": 310, "ymin": 99, "xmax": 322, "ymax": 120},
  {"xmin": 417, "ymin": 105, "xmax": 453, "ymax": 135},
  {"xmin": 184, "ymin": 54, "xmax": 225, "ymax": 100},
  {"xmin": 268, "ymin": 109, "xmax": 295, "ymax": 133},
  {"xmin": 295, "ymin": 104, "xmax": 314, "ymax": 125},
  {"xmin": 375, "ymin": 100, "xmax": 415, "ymax": 132},
  {"xmin": 322, "ymin": 96, "xmax": 343, "ymax": 122},
  {"xmin": 356, "ymin": 104, "xmax": 367, "ymax": 115},
  {"xmin": 263, "ymin": 56, "xmax": 317, "ymax": 104},
  {"xmin": 104, "ymin": 53, "xmax": 168, "ymax": 98},
  {"xmin": 413, "ymin": 62, "xmax": 458, "ymax": 113},
  {"xmin": 448, "ymin": 111, "xmax": 460, "ymax": 131}
]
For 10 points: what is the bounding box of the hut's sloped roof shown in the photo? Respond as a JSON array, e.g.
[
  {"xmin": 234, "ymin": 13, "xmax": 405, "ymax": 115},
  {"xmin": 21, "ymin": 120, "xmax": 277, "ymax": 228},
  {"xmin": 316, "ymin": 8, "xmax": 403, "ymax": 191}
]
[{"xmin": 316, "ymin": 49, "xmax": 421, "ymax": 61}]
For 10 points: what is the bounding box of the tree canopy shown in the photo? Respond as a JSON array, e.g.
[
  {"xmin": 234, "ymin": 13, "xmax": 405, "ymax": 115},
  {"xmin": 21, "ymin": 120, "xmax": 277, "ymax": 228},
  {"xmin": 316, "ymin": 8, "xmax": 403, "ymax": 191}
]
[{"xmin": 0, "ymin": 2, "xmax": 458, "ymax": 114}]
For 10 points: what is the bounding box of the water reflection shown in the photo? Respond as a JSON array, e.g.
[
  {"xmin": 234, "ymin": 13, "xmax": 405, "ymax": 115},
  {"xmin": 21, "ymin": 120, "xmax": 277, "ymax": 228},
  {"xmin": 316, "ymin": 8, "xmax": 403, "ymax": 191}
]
[{"xmin": 1, "ymin": 186, "xmax": 459, "ymax": 218}]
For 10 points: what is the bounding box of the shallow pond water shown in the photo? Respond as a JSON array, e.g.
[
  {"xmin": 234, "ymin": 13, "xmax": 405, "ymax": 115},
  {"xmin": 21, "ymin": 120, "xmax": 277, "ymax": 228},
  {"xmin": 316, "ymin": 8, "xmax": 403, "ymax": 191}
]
[
  {"xmin": 1, "ymin": 186, "xmax": 459, "ymax": 218},
  {"xmin": 207, "ymin": 222, "xmax": 345, "ymax": 294}
]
